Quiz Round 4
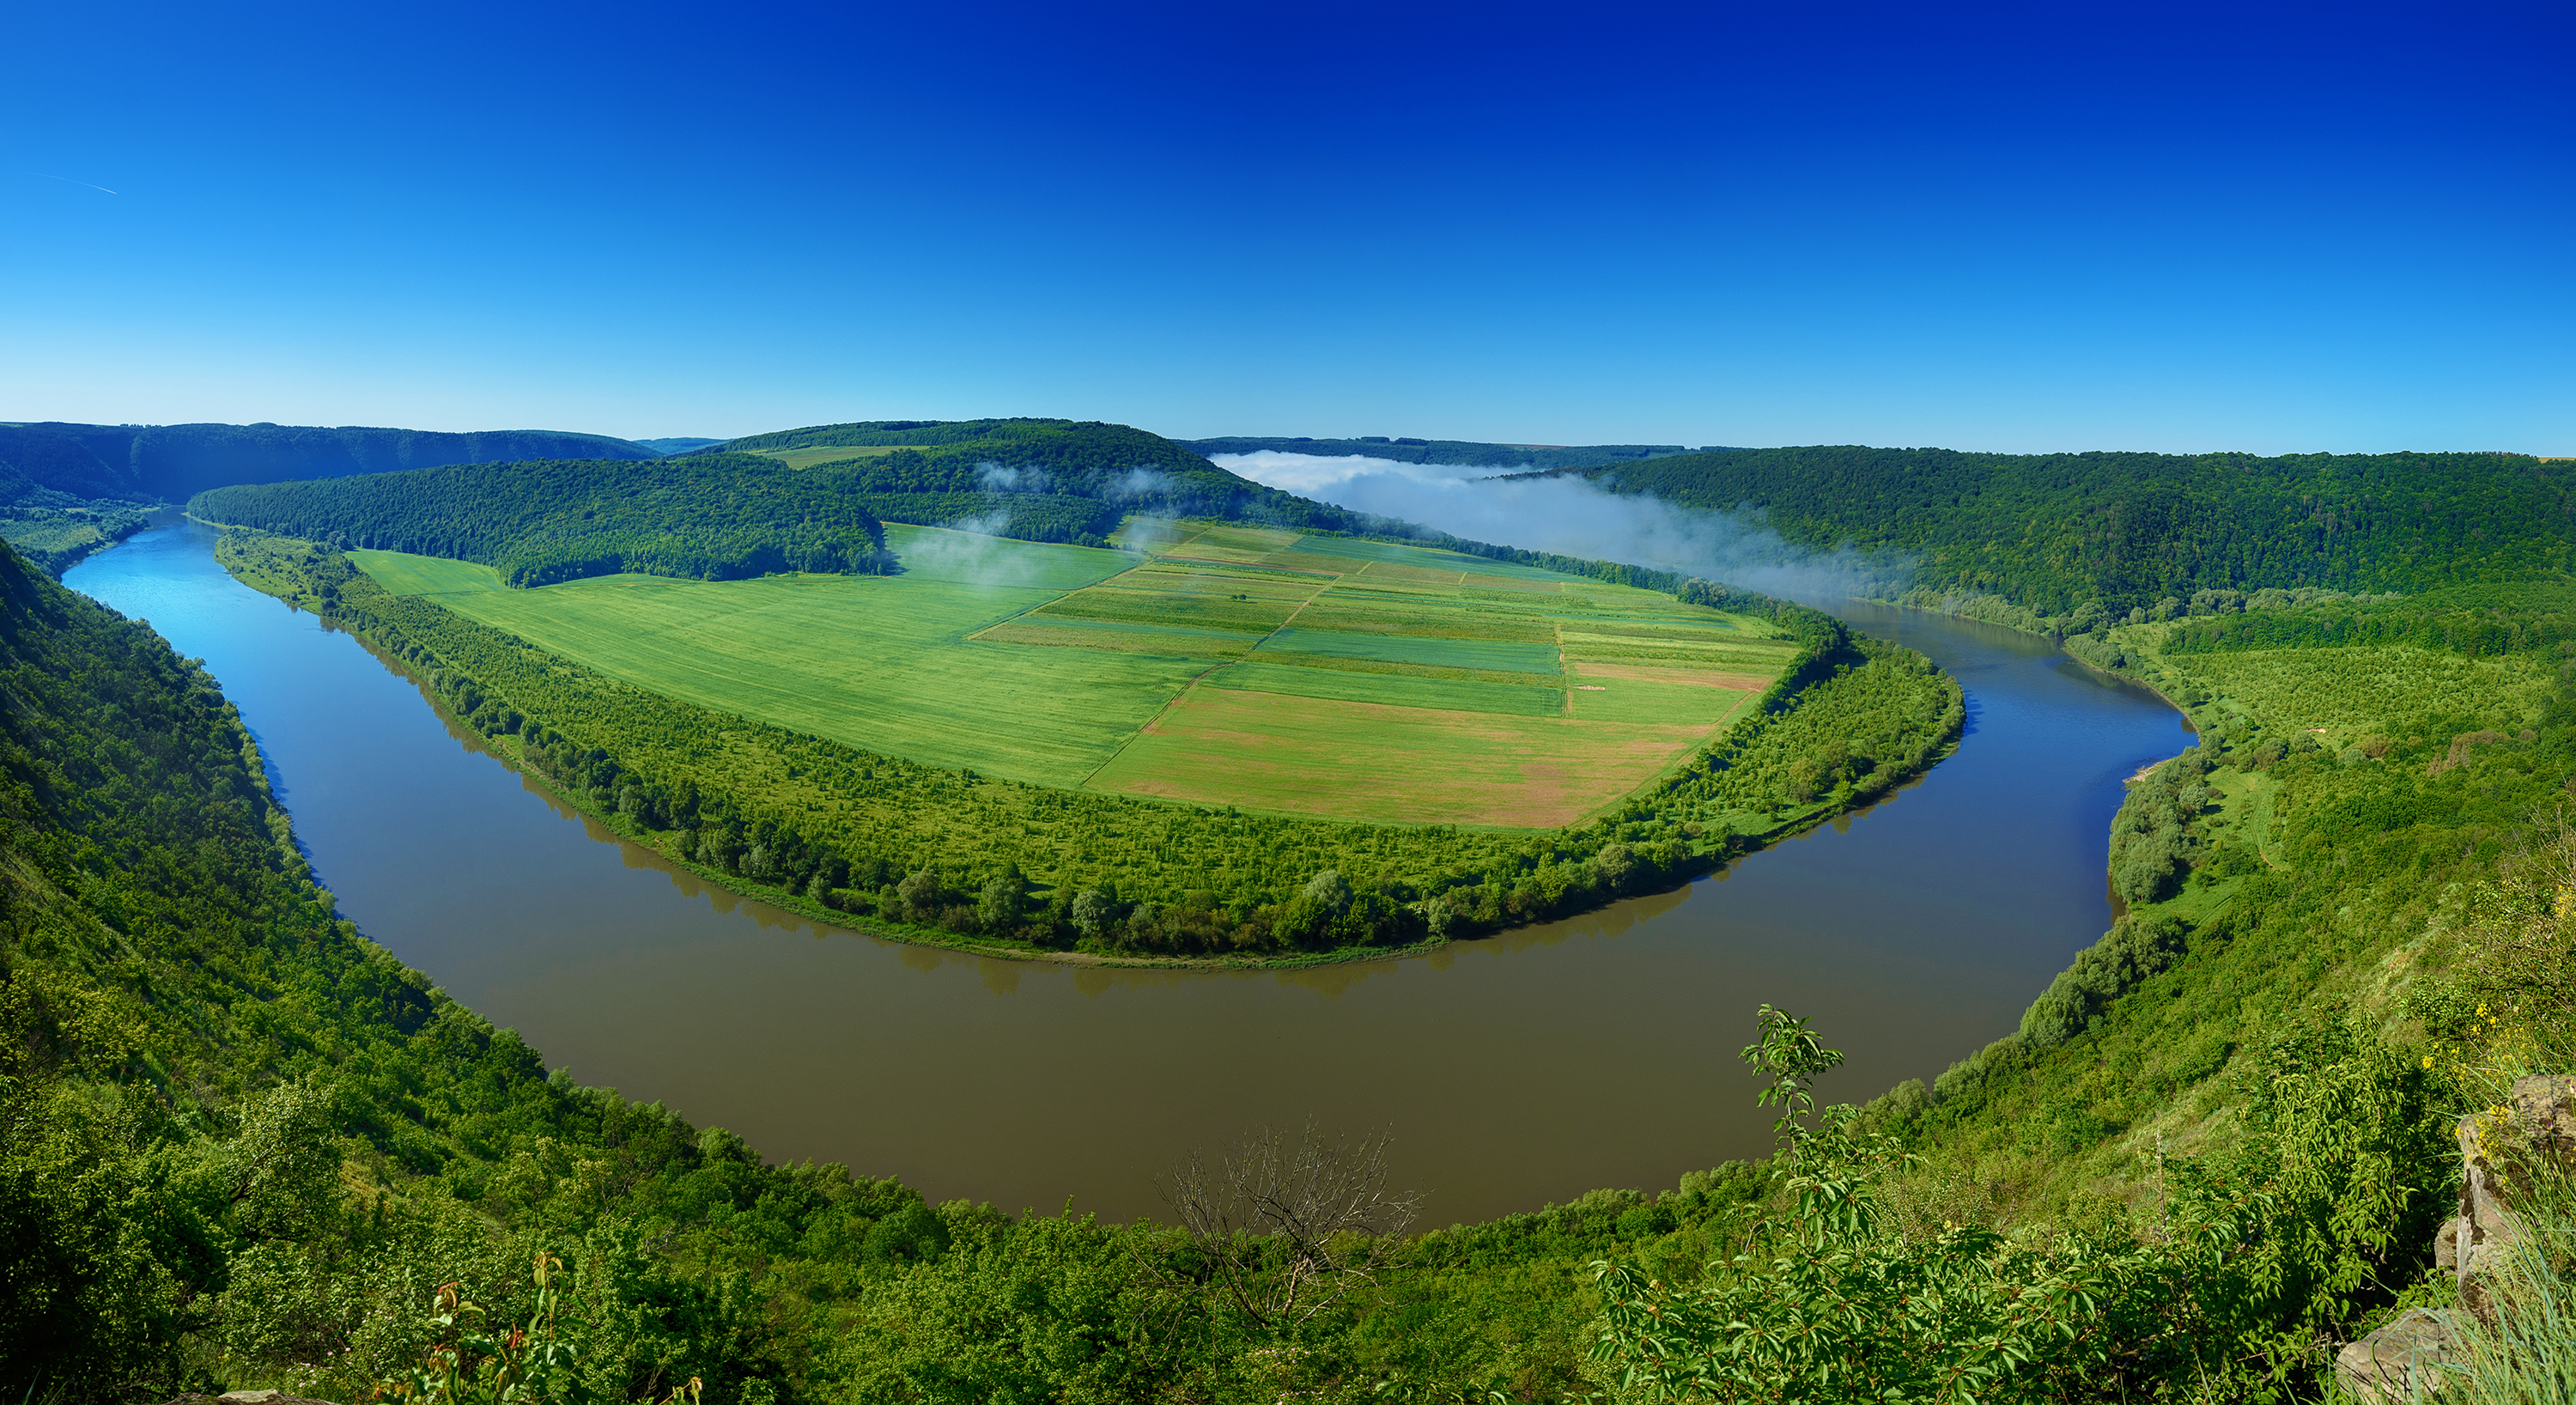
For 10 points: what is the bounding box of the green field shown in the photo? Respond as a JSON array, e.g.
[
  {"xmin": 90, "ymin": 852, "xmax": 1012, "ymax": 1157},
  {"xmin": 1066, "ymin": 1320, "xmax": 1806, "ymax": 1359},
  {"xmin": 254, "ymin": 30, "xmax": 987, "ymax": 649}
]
[
  {"xmin": 349, "ymin": 519, "xmax": 1787, "ymax": 824},
  {"xmin": 1255, "ymin": 627, "xmax": 1561, "ymax": 673},
  {"xmin": 345, "ymin": 548, "xmax": 504, "ymax": 595},
  {"xmin": 745, "ymin": 444, "xmax": 910, "ymax": 470},
  {"xmin": 1204, "ymin": 660, "xmax": 1568, "ymax": 717}
]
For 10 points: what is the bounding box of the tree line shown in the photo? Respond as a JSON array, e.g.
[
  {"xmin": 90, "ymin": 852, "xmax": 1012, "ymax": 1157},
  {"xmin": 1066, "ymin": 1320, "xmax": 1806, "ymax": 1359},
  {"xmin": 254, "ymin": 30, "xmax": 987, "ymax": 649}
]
[
  {"xmin": 191, "ymin": 454, "xmax": 895, "ymax": 587},
  {"xmin": 1570, "ymin": 445, "xmax": 2576, "ymax": 615}
]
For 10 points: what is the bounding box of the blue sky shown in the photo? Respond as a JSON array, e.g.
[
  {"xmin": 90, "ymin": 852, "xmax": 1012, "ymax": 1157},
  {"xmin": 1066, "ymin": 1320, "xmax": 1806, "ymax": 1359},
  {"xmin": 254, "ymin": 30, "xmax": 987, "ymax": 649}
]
[{"xmin": 6, "ymin": 1, "xmax": 2568, "ymax": 453}]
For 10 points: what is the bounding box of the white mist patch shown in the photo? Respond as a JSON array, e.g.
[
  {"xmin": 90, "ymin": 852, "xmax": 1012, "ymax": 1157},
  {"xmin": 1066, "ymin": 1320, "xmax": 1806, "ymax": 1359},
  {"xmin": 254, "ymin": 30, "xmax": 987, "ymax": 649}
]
[
  {"xmin": 1212, "ymin": 451, "xmax": 1906, "ymax": 601},
  {"xmin": 895, "ymin": 514, "xmax": 1054, "ymax": 589},
  {"xmin": 1105, "ymin": 468, "xmax": 1175, "ymax": 502},
  {"xmin": 975, "ymin": 461, "xmax": 1051, "ymax": 493}
]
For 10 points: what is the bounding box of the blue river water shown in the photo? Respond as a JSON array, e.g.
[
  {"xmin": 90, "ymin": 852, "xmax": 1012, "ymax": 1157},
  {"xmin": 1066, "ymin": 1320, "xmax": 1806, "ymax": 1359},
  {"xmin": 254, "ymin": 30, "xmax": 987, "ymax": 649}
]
[{"xmin": 68, "ymin": 520, "xmax": 2190, "ymax": 1224}]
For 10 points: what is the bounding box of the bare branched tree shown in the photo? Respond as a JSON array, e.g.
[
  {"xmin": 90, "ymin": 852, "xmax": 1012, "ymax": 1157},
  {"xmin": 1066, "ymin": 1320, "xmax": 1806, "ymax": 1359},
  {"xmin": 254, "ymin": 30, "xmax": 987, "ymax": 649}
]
[{"xmin": 1152, "ymin": 1120, "xmax": 1422, "ymax": 1329}]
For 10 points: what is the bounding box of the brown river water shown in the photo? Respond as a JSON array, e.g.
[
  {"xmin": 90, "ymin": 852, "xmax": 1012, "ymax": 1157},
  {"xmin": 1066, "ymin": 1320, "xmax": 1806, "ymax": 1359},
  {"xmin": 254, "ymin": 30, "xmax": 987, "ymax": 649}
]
[{"xmin": 70, "ymin": 518, "xmax": 2190, "ymax": 1225}]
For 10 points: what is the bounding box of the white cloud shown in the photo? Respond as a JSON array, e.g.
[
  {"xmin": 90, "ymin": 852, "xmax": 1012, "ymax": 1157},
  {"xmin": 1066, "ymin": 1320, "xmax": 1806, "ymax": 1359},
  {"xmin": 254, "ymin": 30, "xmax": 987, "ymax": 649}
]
[{"xmin": 1212, "ymin": 452, "xmax": 1906, "ymax": 601}]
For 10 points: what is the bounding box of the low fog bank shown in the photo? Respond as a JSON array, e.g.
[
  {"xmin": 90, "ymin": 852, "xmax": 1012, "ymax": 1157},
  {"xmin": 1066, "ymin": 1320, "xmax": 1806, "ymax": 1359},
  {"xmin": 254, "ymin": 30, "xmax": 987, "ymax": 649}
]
[
  {"xmin": 1213, "ymin": 451, "xmax": 1907, "ymax": 603},
  {"xmin": 896, "ymin": 512, "xmax": 1060, "ymax": 587}
]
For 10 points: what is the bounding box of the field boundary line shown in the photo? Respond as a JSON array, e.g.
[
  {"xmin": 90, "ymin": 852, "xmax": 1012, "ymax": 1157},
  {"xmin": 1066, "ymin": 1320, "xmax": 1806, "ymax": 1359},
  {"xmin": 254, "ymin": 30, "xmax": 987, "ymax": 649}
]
[{"xmin": 1072, "ymin": 568, "xmax": 1346, "ymax": 791}]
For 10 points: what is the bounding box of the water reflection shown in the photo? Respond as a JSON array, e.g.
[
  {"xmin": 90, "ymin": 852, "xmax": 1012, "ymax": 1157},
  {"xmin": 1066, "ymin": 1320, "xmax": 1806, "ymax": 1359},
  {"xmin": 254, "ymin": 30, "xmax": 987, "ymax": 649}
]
[{"xmin": 68, "ymin": 524, "xmax": 2190, "ymax": 1224}]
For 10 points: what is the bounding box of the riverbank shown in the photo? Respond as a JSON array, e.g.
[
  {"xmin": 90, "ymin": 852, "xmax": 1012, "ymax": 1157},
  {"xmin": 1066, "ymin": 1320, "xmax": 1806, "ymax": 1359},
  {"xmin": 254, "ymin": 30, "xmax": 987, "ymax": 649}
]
[
  {"xmin": 210, "ymin": 523, "xmax": 1965, "ymax": 971},
  {"xmin": 70, "ymin": 518, "xmax": 2170, "ymax": 1224}
]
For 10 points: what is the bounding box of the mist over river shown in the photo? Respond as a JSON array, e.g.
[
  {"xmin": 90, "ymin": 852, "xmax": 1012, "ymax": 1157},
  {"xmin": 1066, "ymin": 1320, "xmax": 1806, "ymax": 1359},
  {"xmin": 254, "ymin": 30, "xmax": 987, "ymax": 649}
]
[{"xmin": 70, "ymin": 519, "xmax": 2190, "ymax": 1225}]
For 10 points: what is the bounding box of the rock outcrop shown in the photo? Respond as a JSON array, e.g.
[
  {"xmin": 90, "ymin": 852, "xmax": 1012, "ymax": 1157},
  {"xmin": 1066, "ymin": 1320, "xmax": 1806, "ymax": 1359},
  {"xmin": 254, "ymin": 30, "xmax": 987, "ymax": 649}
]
[{"xmin": 2335, "ymin": 1073, "xmax": 2575, "ymax": 1403}]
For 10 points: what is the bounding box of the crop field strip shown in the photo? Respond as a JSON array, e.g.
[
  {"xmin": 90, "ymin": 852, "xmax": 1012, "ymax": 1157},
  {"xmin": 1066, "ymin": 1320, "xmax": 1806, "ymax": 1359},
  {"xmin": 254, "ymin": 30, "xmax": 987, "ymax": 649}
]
[
  {"xmin": 349, "ymin": 518, "xmax": 1790, "ymax": 826},
  {"xmin": 745, "ymin": 444, "xmax": 911, "ymax": 469}
]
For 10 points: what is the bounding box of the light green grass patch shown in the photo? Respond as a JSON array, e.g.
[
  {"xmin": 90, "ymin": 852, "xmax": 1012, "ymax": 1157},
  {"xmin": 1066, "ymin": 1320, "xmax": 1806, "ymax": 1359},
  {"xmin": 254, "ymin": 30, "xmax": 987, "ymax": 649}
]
[
  {"xmin": 1035, "ymin": 587, "xmax": 1297, "ymax": 634},
  {"xmin": 429, "ymin": 567, "xmax": 1206, "ymax": 788},
  {"xmin": 750, "ymin": 445, "xmax": 910, "ymax": 469},
  {"xmin": 1091, "ymin": 689, "xmax": 1710, "ymax": 827},
  {"xmin": 1292, "ymin": 600, "xmax": 1559, "ymax": 643},
  {"xmin": 349, "ymin": 549, "xmax": 506, "ymax": 596},
  {"xmin": 882, "ymin": 522, "xmax": 1137, "ymax": 593},
  {"xmin": 977, "ymin": 621, "xmax": 1253, "ymax": 659},
  {"xmin": 1256, "ymin": 627, "xmax": 1560, "ymax": 674},
  {"xmin": 1208, "ymin": 661, "xmax": 1565, "ymax": 717},
  {"xmin": 1567, "ymin": 673, "xmax": 1755, "ymax": 726}
]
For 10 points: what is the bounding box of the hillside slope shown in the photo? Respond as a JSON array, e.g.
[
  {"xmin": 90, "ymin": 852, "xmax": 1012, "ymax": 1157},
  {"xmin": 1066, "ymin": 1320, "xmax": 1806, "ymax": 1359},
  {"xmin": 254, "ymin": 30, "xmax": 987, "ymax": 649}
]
[
  {"xmin": 1552, "ymin": 446, "xmax": 2575, "ymax": 616},
  {"xmin": 189, "ymin": 454, "xmax": 893, "ymax": 587},
  {"xmin": 709, "ymin": 418, "xmax": 1359, "ymax": 542},
  {"xmin": 1185, "ymin": 435, "xmax": 1712, "ymax": 469},
  {"xmin": 7, "ymin": 421, "xmax": 655, "ymax": 501}
]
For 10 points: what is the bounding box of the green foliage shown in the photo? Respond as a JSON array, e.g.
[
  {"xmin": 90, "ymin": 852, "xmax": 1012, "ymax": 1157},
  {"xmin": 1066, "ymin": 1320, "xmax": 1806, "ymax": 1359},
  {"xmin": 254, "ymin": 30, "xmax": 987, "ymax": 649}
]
[
  {"xmin": 1593, "ymin": 1011, "xmax": 2197, "ymax": 1402},
  {"xmin": 1593, "ymin": 1005, "xmax": 2472, "ymax": 1401},
  {"xmin": 1182, "ymin": 435, "xmax": 1697, "ymax": 470},
  {"xmin": 11, "ymin": 420, "xmax": 655, "ymax": 501},
  {"xmin": 191, "ymin": 455, "xmax": 892, "ymax": 588},
  {"xmin": 1580, "ymin": 446, "xmax": 2576, "ymax": 613},
  {"xmin": 380, "ymin": 1252, "xmax": 617, "ymax": 1405},
  {"xmin": 2108, "ymin": 749, "xmax": 2215, "ymax": 904}
]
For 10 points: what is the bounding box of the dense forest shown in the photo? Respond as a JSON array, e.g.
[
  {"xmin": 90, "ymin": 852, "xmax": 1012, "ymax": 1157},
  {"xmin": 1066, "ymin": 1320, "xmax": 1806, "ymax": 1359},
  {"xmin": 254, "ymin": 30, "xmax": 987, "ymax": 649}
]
[
  {"xmin": 214, "ymin": 529, "xmax": 1960, "ymax": 964},
  {"xmin": 1550, "ymin": 446, "xmax": 2576, "ymax": 616},
  {"xmin": 10, "ymin": 526, "xmax": 2573, "ymax": 1402},
  {"xmin": 709, "ymin": 420, "xmax": 1356, "ymax": 538},
  {"xmin": 5, "ymin": 421, "xmax": 656, "ymax": 501},
  {"xmin": 190, "ymin": 456, "xmax": 894, "ymax": 587},
  {"xmin": 0, "ymin": 427, "xmax": 161, "ymax": 573},
  {"xmin": 1185, "ymin": 435, "xmax": 1713, "ymax": 469}
]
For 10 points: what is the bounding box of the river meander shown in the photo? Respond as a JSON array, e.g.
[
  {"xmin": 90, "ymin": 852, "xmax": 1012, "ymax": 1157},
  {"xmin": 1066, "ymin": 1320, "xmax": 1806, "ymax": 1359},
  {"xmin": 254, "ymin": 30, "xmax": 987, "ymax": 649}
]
[{"xmin": 70, "ymin": 519, "xmax": 2190, "ymax": 1224}]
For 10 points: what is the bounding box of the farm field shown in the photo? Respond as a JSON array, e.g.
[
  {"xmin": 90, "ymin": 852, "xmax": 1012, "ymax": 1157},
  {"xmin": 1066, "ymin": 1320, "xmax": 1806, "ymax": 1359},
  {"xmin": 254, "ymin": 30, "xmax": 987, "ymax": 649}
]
[
  {"xmin": 1084, "ymin": 688, "xmax": 1714, "ymax": 827},
  {"xmin": 348, "ymin": 519, "xmax": 1791, "ymax": 824},
  {"xmin": 743, "ymin": 444, "xmax": 910, "ymax": 469},
  {"xmin": 345, "ymin": 548, "xmax": 504, "ymax": 595}
]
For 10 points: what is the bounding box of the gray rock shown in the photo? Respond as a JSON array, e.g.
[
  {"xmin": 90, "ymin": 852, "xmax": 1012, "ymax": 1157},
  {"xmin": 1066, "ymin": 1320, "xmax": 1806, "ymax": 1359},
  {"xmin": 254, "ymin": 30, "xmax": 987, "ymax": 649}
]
[
  {"xmin": 2453, "ymin": 1074, "xmax": 2576, "ymax": 1325},
  {"xmin": 2334, "ymin": 1308, "xmax": 2458, "ymax": 1405}
]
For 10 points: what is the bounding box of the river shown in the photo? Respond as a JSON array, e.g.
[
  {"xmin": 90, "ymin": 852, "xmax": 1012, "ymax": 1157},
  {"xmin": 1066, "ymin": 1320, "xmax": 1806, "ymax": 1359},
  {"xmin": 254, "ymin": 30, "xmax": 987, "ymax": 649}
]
[{"xmin": 68, "ymin": 520, "xmax": 2190, "ymax": 1225}]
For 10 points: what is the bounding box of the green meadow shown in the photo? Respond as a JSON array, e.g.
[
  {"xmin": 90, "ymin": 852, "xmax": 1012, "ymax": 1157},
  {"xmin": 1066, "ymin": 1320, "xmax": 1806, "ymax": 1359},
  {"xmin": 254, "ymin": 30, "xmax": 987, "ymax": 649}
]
[
  {"xmin": 344, "ymin": 547, "xmax": 503, "ymax": 595},
  {"xmin": 744, "ymin": 443, "xmax": 912, "ymax": 469},
  {"xmin": 349, "ymin": 519, "xmax": 1785, "ymax": 824},
  {"xmin": 374, "ymin": 525, "xmax": 1202, "ymax": 788}
]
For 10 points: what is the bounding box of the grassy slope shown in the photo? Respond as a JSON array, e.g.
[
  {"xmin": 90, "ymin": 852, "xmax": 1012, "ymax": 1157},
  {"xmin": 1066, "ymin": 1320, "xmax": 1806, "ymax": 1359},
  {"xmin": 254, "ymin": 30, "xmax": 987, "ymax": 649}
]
[{"xmin": 1856, "ymin": 615, "xmax": 2569, "ymax": 1327}]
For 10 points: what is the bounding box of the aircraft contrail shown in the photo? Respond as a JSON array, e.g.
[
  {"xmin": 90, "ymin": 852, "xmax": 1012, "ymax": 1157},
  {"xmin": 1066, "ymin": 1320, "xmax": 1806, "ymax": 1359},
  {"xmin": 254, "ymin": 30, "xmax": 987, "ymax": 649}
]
[{"xmin": 29, "ymin": 173, "xmax": 117, "ymax": 194}]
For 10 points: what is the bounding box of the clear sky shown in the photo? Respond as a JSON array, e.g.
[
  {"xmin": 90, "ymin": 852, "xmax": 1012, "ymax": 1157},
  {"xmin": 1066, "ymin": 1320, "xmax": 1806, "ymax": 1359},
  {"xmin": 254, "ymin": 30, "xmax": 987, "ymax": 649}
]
[{"xmin": 6, "ymin": 2, "xmax": 2568, "ymax": 454}]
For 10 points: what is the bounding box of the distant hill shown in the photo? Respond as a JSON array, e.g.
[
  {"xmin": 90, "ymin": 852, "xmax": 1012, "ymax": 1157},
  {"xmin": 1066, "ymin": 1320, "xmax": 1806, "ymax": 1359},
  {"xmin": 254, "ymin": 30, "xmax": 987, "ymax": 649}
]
[
  {"xmin": 1183, "ymin": 435, "xmax": 1727, "ymax": 470},
  {"xmin": 1542, "ymin": 445, "xmax": 2576, "ymax": 615},
  {"xmin": 708, "ymin": 418, "xmax": 1364, "ymax": 544},
  {"xmin": 191, "ymin": 453, "xmax": 891, "ymax": 587},
  {"xmin": 3, "ymin": 421, "xmax": 656, "ymax": 501},
  {"xmin": 0, "ymin": 425, "xmax": 144, "ymax": 499},
  {"xmin": 631, "ymin": 436, "xmax": 726, "ymax": 456}
]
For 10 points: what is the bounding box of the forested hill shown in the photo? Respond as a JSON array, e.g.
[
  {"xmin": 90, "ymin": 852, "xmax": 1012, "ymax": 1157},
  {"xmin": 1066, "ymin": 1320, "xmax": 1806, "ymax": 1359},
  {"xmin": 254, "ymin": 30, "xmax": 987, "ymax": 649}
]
[
  {"xmin": 0, "ymin": 425, "xmax": 148, "ymax": 499},
  {"xmin": 1185, "ymin": 435, "xmax": 1715, "ymax": 469},
  {"xmin": 189, "ymin": 454, "xmax": 892, "ymax": 587},
  {"xmin": 703, "ymin": 418, "xmax": 1364, "ymax": 543},
  {"xmin": 1549, "ymin": 446, "xmax": 2576, "ymax": 615},
  {"xmin": 3, "ymin": 421, "xmax": 654, "ymax": 501}
]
